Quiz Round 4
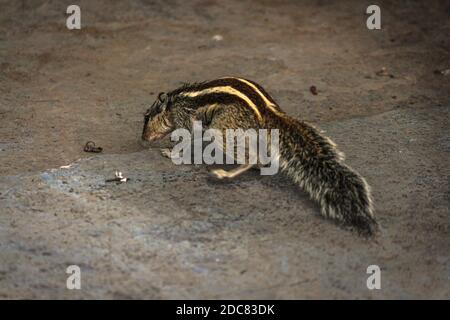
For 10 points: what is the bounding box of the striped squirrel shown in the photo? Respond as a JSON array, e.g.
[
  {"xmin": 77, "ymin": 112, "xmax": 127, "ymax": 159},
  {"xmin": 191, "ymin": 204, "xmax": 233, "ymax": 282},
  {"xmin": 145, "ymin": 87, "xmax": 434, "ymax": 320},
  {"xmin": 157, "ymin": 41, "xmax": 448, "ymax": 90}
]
[{"xmin": 142, "ymin": 77, "xmax": 378, "ymax": 236}]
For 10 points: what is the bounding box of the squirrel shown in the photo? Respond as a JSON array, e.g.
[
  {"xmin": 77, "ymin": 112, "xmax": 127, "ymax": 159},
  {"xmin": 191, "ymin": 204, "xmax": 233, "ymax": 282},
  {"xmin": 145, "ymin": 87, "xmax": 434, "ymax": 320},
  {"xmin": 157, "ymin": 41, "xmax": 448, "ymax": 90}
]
[{"xmin": 142, "ymin": 77, "xmax": 378, "ymax": 236}]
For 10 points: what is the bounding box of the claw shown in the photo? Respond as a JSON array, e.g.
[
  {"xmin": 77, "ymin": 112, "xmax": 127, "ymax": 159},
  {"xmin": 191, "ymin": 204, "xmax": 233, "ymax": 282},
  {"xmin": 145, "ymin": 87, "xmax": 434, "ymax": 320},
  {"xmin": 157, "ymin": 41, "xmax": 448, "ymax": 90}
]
[
  {"xmin": 211, "ymin": 168, "xmax": 228, "ymax": 179},
  {"xmin": 160, "ymin": 148, "xmax": 172, "ymax": 159}
]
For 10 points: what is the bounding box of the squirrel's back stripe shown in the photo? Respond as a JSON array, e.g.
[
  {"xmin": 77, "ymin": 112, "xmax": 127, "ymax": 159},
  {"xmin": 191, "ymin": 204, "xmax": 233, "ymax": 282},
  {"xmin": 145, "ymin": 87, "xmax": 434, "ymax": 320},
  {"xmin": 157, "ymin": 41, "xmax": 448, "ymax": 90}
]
[
  {"xmin": 228, "ymin": 77, "xmax": 284, "ymax": 116},
  {"xmin": 173, "ymin": 79, "xmax": 273, "ymax": 116},
  {"xmin": 180, "ymin": 86, "xmax": 263, "ymax": 121}
]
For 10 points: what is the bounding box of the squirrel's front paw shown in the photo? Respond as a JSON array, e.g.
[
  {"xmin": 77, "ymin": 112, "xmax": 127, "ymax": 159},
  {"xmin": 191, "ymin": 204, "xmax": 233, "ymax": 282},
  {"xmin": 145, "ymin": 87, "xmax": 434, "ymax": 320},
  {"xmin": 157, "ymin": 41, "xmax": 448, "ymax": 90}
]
[
  {"xmin": 160, "ymin": 148, "xmax": 172, "ymax": 159},
  {"xmin": 210, "ymin": 168, "xmax": 229, "ymax": 180}
]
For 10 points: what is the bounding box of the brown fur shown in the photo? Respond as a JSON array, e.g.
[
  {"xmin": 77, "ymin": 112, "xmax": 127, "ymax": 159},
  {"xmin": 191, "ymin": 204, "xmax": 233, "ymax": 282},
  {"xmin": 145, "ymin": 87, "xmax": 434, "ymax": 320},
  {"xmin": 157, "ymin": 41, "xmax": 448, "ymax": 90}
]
[{"xmin": 142, "ymin": 78, "xmax": 378, "ymax": 236}]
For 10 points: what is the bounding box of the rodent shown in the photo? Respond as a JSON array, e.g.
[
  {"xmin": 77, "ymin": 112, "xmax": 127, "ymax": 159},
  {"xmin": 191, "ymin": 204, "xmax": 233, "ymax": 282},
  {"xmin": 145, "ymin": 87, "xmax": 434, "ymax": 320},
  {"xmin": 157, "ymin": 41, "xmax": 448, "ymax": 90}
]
[{"xmin": 141, "ymin": 77, "xmax": 378, "ymax": 236}]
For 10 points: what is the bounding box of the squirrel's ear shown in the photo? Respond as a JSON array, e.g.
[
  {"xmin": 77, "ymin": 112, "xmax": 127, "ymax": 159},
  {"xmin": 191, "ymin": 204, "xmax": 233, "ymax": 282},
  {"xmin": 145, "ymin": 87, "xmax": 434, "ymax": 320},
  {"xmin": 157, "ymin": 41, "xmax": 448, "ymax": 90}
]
[
  {"xmin": 165, "ymin": 96, "xmax": 172, "ymax": 110},
  {"xmin": 157, "ymin": 92, "xmax": 166, "ymax": 102}
]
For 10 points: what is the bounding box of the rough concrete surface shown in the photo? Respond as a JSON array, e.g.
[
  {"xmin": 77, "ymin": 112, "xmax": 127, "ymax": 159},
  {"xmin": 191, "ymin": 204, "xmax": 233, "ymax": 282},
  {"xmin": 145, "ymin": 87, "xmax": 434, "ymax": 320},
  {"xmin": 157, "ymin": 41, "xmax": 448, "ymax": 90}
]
[{"xmin": 0, "ymin": 0, "xmax": 449, "ymax": 299}]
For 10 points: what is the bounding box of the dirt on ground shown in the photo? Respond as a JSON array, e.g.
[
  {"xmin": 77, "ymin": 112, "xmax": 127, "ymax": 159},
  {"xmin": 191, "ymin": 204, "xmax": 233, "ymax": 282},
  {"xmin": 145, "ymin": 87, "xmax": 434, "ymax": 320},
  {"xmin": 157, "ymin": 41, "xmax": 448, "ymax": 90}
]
[{"xmin": 0, "ymin": 0, "xmax": 449, "ymax": 299}]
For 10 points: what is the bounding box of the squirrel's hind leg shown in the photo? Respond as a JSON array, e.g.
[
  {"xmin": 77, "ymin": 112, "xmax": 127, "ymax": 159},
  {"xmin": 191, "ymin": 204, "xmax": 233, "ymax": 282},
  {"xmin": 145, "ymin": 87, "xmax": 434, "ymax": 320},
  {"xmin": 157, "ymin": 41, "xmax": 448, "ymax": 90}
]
[
  {"xmin": 202, "ymin": 104, "xmax": 260, "ymax": 179},
  {"xmin": 210, "ymin": 164, "xmax": 254, "ymax": 180}
]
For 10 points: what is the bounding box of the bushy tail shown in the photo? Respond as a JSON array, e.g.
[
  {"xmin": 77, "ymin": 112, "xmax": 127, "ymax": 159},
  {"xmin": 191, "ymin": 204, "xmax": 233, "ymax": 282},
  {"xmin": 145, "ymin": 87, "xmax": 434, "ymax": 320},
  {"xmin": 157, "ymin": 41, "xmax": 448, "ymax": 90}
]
[
  {"xmin": 278, "ymin": 120, "xmax": 378, "ymax": 236},
  {"xmin": 282, "ymin": 156, "xmax": 377, "ymax": 235}
]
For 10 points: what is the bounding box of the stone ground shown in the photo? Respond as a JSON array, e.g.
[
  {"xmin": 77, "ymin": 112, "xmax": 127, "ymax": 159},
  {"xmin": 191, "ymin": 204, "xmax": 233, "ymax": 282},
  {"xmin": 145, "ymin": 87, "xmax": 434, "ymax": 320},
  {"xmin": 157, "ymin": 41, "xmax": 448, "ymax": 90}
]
[{"xmin": 0, "ymin": 0, "xmax": 449, "ymax": 299}]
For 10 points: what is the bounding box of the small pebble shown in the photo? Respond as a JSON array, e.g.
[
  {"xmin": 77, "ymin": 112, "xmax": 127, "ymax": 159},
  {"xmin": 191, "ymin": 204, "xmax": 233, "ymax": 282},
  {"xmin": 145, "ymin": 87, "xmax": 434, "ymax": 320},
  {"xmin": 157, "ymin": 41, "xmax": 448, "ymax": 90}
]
[{"xmin": 433, "ymin": 69, "xmax": 450, "ymax": 75}]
